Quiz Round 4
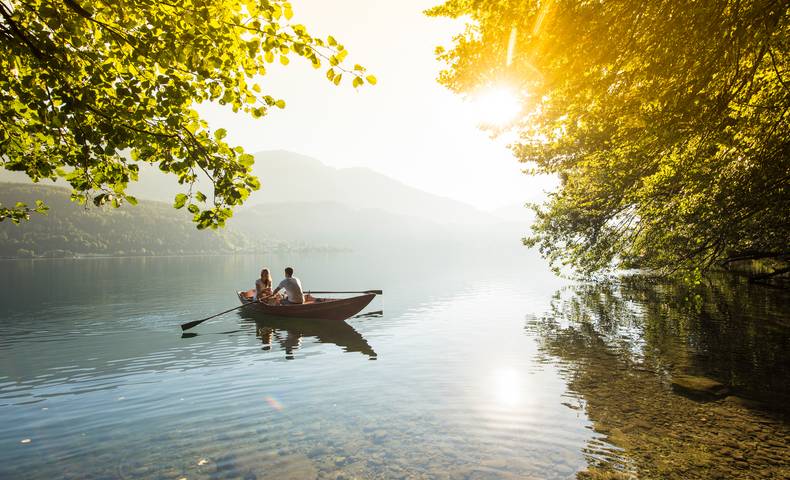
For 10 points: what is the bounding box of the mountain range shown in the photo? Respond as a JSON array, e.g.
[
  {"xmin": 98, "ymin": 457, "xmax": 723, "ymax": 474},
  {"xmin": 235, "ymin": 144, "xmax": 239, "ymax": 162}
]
[
  {"xmin": 0, "ymin": 151, "xmax": 530, "ymax": 256},
  {"xmin": 118, "ymin": 150, "xmax": 504, "ymax": 225}
]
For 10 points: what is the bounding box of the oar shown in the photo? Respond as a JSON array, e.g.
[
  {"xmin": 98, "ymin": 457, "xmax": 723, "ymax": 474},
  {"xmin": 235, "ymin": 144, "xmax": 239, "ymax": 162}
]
[
  {"xmin": 307, "ymin": 290, "xmax": 383, "ymax": 295},
  {"xmin": 180, "ymin": 301, "xmax": 257, "ymax": 331}
]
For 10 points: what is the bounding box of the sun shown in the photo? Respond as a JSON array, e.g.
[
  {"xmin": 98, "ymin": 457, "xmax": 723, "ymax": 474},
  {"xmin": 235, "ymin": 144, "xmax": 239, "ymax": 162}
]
[{"xmin": 468, "ymin": 86, "xmax": 522, "ymax": 127}]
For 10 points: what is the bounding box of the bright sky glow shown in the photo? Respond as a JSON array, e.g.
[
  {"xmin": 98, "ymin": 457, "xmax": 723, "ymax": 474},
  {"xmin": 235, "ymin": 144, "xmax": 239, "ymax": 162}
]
[
  {"xmin": 469, "ymin": 86, "xmax": 523, "ymax": 128},
  {"xmin": 197, "ymin": 0, "xmax": 557, "ymax": 214}
]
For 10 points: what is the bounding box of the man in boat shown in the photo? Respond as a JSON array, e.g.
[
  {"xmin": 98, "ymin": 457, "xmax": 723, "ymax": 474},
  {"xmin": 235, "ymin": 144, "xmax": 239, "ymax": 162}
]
[{"xmin": 268, "ymin": 267, "xmax": 305, "ymax": 305}]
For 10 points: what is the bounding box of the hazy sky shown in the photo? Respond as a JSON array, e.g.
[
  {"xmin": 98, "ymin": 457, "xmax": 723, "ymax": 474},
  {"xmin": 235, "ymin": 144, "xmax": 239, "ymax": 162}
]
[{"xmin": 197, "ymin": 0, "xmax": 556, "ymax": 211}]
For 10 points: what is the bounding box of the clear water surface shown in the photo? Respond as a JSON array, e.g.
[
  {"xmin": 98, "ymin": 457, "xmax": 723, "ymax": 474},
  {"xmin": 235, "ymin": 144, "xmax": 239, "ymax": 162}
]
[{"xmin": 1, "ymin": 247, "xmax": 788, "ymax": 479}]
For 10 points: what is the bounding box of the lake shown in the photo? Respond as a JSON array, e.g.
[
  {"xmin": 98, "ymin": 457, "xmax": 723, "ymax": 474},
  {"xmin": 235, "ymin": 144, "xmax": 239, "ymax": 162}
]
[{"xmin": 1, "ymin": 247, "xmax": 789, "ymax": 479}]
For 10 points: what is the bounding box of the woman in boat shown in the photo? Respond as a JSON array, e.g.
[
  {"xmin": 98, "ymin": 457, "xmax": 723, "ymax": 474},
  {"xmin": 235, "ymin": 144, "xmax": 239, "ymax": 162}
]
[{"xmin": 255, "ymin": 268, "xmax": 274, "ymax": 302}]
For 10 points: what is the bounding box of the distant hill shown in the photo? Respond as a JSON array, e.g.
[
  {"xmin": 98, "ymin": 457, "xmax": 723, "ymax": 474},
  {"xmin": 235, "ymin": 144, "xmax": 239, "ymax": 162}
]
[
  {"xmin": 0, "ymin": 151, "xmax": 528, "ymax": 257},
  {"xmin": 0, "ymin": 183, "xmax": 322, "ymax": 259},
  {"xmin": 0, "ymin": 183, "xmax": 523, "ymax": 258},
  {"xmin": 242, "ymin": 151, "xmax": 498, "ymax": 226},
  {"xmin": 3, "ymin": 150, "xmax": 500, "ymax": 226},
  {"xmin": 0, "ymin": 150, "xmax": 503, "ymax": 225},
  {"xmin": 488, "ymin": 203, "xmax": 535, "ymax": 224},
  {"xmin": 231, "ymin": 201, "xmax": 496, "ymax": 251}
]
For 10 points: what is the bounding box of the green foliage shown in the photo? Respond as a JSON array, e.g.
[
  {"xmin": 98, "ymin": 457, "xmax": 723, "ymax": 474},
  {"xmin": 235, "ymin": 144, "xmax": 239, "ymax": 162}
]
[
  {"xmin": 0, "ymin": 0, "xmax": 372, "ymax": 228},
  {"xmin": 0, "ymin": 199, "xmax": 48, "ymax": 224},
  {"xmin": 429, "ymin": 0, "xmax": 790, "ymax": 276}
]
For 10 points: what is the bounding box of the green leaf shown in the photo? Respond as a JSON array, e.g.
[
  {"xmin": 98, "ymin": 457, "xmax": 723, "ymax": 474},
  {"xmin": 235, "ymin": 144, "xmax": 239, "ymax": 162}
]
[
  {"xmin": 174, "ymin": 193, "xmax": 188, "ymax": 209},
  {"xmin": 245, "ymin": 176, "xmax": 261, "ymax": 189},
  {"xmin": 214, "ymin": 128, "xmax": 227, "ymax": 140},
  {"xmin": 187, "ymin": 204, "xmax": 200, "ymax": 214},
  {"xmin": 239, "ymin": 154, "xmax": 255, "ymax": 167}
]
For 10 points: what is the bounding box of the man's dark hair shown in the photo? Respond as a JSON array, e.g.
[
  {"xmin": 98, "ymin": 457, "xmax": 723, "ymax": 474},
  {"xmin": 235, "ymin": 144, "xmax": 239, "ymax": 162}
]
[{"xmin": 284, "ymin": 267, "xmax": 294, "ymax": 276}]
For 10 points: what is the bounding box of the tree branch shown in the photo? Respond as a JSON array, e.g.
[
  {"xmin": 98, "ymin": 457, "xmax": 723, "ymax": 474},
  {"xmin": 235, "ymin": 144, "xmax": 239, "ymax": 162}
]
[
  {"xmin": 0, "ymin": 2, "xmax": 44, "ymax": 60},
  {"xmin": 766, "ymin": 45, "xmax": 790, "ymax": 94},
  {"xmin": 722, "ymin": 251, "xmax": 790, "ymax": 265}
]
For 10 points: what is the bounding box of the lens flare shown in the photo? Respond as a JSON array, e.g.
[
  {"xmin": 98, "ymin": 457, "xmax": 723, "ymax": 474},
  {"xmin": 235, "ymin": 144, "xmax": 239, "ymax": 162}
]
[
  {"xmin": 264, "ymin": 395, "xmax": 284, "ymax": 412},
  {"xmin": 469, "ymin": 87, "xmax": 521, "ymax": 127}
]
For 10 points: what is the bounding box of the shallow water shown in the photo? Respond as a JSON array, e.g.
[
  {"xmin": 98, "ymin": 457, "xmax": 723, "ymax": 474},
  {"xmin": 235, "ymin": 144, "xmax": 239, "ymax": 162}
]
[{"xmin": 1, "ymin": 249, "xmax": 788, "ymax": 479}]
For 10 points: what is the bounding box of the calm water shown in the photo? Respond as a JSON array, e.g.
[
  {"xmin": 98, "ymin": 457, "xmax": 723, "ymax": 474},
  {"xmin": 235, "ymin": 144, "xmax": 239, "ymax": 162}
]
[{"xmin": 1, "ymin": 249, "xmax": 789, "ymax": 479}]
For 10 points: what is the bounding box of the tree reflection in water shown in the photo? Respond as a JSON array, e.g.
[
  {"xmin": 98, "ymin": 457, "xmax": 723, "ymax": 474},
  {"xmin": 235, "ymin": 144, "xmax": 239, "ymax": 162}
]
[{"xmin": 527, "ymin": 274, "xmax": 790, "ymax": 479}]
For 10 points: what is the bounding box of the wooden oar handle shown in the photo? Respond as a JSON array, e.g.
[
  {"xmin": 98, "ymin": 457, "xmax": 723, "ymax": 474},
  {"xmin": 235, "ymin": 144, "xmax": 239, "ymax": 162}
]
[{"xmin": 180, "ymin": 300, "xmax": 256, "ymax": 331}]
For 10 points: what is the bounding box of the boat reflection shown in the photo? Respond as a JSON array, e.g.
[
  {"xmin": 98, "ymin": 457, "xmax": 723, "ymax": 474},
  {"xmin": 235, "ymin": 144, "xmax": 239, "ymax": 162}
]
[{"xmin": 238, "ymin": 309, "xmax": 379, "ymax": 360}]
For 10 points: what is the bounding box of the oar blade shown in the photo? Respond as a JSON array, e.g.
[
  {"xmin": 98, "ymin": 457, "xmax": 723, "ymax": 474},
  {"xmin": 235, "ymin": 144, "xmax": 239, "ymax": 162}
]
[{"xmin": 181, "ymin": 319, "xmax": 205, "ymax": 331}]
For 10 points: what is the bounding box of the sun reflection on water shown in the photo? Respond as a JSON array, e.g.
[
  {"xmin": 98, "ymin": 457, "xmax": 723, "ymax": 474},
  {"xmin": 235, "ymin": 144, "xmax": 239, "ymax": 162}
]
[{"xmin": 491, "ymin": 367, "xmax": 522, "ymax": 407}]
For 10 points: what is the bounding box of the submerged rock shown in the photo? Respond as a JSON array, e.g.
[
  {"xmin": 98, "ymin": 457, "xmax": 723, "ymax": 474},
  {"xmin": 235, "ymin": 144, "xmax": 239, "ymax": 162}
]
[{"xmin": 671, "ymin": 375, "xmax": 729, "ymax": 399}]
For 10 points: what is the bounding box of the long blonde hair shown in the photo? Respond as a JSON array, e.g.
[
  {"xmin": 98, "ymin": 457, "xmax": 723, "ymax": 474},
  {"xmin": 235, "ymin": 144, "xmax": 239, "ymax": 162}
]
[{"xmin": 259, "ymin": 268, "xmax": 272, "ymax": 289}]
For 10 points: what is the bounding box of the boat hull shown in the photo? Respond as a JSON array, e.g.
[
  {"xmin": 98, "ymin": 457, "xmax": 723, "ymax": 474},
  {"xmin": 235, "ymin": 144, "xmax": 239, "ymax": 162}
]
[{"xmin": 237, "ymin": 290, "xmax": 376, "ymax": 321}]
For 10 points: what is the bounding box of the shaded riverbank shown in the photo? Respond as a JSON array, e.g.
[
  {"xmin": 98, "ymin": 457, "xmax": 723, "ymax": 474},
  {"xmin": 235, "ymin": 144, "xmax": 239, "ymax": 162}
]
[{"xmin": 528, "ymin": 273, "xmax": 790, "ymax": 479}]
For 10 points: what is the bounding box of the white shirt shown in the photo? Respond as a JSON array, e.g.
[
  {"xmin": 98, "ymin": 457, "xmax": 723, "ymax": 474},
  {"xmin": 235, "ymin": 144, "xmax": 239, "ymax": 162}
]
[{"xmin": 277, "ymin": 276, "xmax": 304, "ymax": 304}]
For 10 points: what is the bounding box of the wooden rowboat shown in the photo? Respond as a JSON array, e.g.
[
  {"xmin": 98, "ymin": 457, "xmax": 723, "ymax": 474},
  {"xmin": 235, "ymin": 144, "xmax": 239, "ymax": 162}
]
[{"xmin": 237, "ymin": 290, "xmax": 376, "ymax": 321}]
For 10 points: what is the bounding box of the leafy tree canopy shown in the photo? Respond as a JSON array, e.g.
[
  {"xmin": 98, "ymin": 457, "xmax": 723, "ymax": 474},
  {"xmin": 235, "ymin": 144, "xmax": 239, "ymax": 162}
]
[
  {"xmin": 428, "ymin": 0, "xmax": 789, "ymax": 278},
  {"xmin": 0, "ymin": 0, "xmax": 375, "ymax": 228}
]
